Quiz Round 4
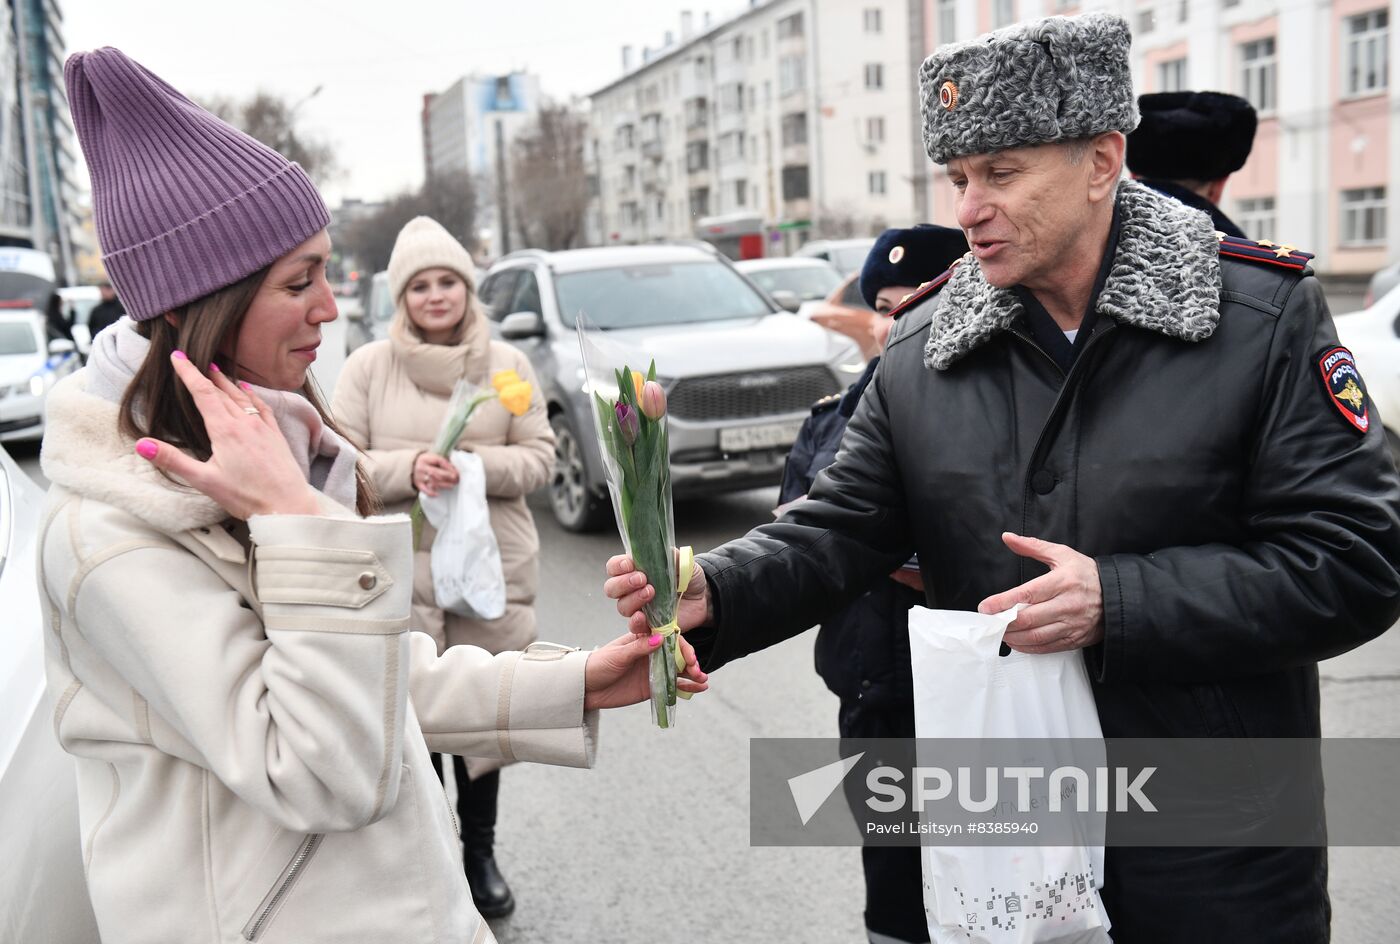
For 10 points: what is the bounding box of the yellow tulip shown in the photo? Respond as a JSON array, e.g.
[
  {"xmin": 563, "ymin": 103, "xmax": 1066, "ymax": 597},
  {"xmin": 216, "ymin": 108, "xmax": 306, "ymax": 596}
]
[
  {"xmin": 491, "ymin": 369, "xmax": 523, "ymax": 393},
  {"xmin": 498, "ymin": 381, "xmax": 533, "ymax": 416},
  {"xmin": 631, "ymin": 371, "xmax": 645, "ymax": 400}
]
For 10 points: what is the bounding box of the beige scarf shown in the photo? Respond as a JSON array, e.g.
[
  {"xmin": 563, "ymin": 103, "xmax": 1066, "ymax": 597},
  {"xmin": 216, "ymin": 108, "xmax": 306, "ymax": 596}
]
[{"xmin": 388, "ymin": 305, "xmax": 494, "ymax": 396}]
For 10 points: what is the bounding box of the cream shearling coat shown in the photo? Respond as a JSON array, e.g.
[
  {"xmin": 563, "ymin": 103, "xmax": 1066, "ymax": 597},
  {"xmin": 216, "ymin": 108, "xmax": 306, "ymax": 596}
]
[
  {"xmin": 333, "ymin": 309, "xmax": 555, "ymax": 657},
  {"xmin": 36, "ymin": 366, "xmax": 596, "ymax": 944}
]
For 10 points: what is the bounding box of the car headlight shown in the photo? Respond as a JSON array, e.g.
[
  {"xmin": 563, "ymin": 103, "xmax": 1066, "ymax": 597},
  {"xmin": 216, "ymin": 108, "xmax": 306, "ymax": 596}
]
[{"xmin": 29, "ymin": 373, "xmax": 50, "ymax": 398}]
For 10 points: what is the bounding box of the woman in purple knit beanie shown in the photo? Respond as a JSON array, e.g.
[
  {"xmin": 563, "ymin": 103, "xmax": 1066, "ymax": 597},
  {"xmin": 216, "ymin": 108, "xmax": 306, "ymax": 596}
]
[{"xmin": 37, "ymin": 48, "xmax": 706, "ymax": 944}]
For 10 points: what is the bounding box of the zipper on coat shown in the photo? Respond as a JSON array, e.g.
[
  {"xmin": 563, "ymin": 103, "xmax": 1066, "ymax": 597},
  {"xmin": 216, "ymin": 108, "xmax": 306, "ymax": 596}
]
[{"xmin": 241, "ymin": 833, "xmax": 324, "ymax": 941}]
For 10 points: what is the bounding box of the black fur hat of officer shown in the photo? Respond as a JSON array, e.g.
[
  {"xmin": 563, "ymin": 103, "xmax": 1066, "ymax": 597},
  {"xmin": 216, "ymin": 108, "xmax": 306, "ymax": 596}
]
[
  {"xmin": 1127, "ymin": 91, "xmax": 1258, "ymax": 181},
  {"xmin": 860, "ymin": 224, "xmax": 969, "ymax": 309}
]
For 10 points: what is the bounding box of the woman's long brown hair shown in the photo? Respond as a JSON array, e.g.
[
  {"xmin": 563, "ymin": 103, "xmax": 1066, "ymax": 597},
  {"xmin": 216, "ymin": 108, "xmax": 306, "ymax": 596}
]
[{"xmin": 118, "ymin": 266, "xmax": 381, "ymax": 517}]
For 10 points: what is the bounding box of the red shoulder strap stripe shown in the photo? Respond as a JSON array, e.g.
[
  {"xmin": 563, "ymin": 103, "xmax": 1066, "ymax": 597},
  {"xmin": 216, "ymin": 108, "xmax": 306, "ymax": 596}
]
[
  {"xmin": 889, "ymin": 261, "xmax": 958, "ymax": 320},
  {"xmin": 1218, "ymin": 249, "xmax": 1310, "ymax": 271}
]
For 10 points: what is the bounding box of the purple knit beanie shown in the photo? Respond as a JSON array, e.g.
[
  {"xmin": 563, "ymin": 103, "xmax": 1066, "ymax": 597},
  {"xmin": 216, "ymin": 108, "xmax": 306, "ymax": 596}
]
[{"xmin": 65, "ymin": 48, "xmax": 330, "ymax": 320}]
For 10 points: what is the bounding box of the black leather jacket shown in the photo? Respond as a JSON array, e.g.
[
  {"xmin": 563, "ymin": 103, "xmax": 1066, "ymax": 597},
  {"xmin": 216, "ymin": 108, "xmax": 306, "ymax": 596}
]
[{"xmin": 690, "ymin": 182, "xmax": 1400, "ymax": 942}]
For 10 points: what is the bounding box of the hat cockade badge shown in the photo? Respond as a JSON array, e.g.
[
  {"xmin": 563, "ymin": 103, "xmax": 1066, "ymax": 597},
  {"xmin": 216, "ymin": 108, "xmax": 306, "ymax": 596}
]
[
  {"xmin": 939, "ymin": 80, "xmax": 959, "ymax": 111},
  {"xmin": 889, "ymin": 245, "xmax": 906, "ymax": 264}
]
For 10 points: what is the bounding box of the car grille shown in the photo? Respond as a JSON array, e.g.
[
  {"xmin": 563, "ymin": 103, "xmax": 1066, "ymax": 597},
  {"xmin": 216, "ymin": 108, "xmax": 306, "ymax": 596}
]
[{"xmin": 667, "ymin": 366, "xmax": 840, "ymax": 421}]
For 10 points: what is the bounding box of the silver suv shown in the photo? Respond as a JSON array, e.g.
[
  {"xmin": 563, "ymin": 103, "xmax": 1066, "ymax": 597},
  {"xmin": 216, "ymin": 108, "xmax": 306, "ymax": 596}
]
[{"xmin": 479, "ymin": 244, "xmax": 866, "ymax": 531}]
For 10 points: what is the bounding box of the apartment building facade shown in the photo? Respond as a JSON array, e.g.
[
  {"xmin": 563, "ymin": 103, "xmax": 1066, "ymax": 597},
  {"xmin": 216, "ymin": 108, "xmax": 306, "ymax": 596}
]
[{"xmin": 586, "ymin": 0, "xmax": 926, "ymax": 256}]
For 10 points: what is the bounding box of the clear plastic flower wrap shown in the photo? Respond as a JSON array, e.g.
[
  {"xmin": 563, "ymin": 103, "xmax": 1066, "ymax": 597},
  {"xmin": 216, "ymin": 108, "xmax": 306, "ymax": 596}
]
[{"xmin": 577, "ymin": 318, "xmax": 690, "ymax": 728}]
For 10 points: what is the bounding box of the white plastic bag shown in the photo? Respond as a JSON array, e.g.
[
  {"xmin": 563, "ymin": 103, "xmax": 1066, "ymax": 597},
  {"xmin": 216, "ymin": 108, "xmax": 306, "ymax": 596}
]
[
  {"xmin": 908, "ymin": 607, "xmax": 1111, "ymax": 944},
  {"xmin": 419, "ymin": 451, "xmax": 506, "ymax": 620}
]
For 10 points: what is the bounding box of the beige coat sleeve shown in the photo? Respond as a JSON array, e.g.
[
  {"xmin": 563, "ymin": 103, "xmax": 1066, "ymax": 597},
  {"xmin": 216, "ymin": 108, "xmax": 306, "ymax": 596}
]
[
  {"xmin": 65, "ymin": 513, "xmax": 416, "ymax": 834},
  {"xmin": 471, "ymin": 352, "xmax": 555, "ymax": 499},
  {"xmin": 332, "ymin": 346, "xmax": 420, "ymax": 503},
  {"xmin": 407, "ymin": 635, "xmax": 598, "ymax": 766}
]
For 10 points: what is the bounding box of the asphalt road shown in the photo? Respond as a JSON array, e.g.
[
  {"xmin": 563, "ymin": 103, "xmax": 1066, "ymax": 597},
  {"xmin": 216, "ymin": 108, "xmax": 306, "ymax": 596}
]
[{"xmin": 11, "ymin": 439, "xmax": 1399, "ymax": 943}]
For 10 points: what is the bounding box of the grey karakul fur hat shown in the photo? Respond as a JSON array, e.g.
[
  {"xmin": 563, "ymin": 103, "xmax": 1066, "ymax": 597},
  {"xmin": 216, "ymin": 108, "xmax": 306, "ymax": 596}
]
[{"xmin": 920, "ymin": 12, "xmax": 1139, "ymax": 165}]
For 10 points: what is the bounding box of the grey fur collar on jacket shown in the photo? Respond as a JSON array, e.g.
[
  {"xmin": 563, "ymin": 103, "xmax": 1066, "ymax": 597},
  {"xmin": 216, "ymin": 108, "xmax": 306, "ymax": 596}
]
[{"xmin": 924, "ymin": 178, "xmax": 1222, "ymax": 370}]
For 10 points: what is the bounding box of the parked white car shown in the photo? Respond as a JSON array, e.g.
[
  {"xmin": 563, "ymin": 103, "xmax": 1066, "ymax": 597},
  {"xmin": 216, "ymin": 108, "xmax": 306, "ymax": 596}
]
[
  {"xmin": 0, "ymin": 444, "xmax": 100, "ymax": 942},
  {"xmin": 734, "ymin": 257, "xmax": 844, "ymax": 319},
  {"xmin": 1335, "ymin": 289, "xmax": 1400, "ymax": 465},
  {"xmin": 0, "ymin": 310, "xmax": 80, "ymax": 442}
]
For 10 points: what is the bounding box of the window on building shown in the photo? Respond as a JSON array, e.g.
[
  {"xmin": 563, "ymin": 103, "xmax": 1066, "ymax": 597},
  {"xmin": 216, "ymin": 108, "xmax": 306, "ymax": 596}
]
[
  {"xmin": 720, "ymin": 81, "xmax": 744, "ymax": 112},
  {"xmin": 778, "ymin": 12, "xmax": 804, "ymax": 39},
  {"xmin": 734, "ymin": 180, "xmax": 748, "ymax": 207},
  {"xmin": 690, "ymin": 187, "xmax": 710, "ymax": 218},
  {"xmin": 1341, "ymin": 187, "xmax": 1387, "ymax": 245},
  {"xmin": 866, "ymin": 116, "xmax": 886, "ymax": 143},
  {"xmin": 685, "ymin": 98, "xmax": 708, "ymax": 129},
  {"xmin": 1156, "ymin": 57, "xmax": 1188, "ymax": 93},
  {"xmin": 1344, "ymin": 10, "xmax": 1389, "ymax": 97},
  {"xmin": 762, "ymin": 30, "xmax": 770, "ymax": 57},
  {"xmin": 1137, "ymin": 8, "xmax": 1156, "ymax": 34},
  {"xmin": 865, "ymin": 64, "xmax": 884, "ymax": 90},
  {"xmin": 938, "ymin": 0, "xmax": 956, "ymax": 41},
  {"xmin": 1222, "ymin": 0, "xmax": 1240, "ymax": 9},
  {"xmin": 1236, "ymin": 197, "xmax": 1276, "ymax": 243},
  {"xmin": 994, "ymin": 0, "xmax": 1015, "ymax": 28},
  {"xmin": 1239, "ymin": 37, "xmax": 1277, "ymax": 113},
  {"xmin": 732, "ymin": 36, "xmax": 744, "ymax": 60},
  {"xmin": 779, "ymin": 54, "xmax": 806, "ymax": 95},
  {"xmin": 782, "ymin": 112, "xmax": 808, "ymax": 146},
  {"xmin": 782, "ymin": 165, "xmax": 811, "ymax": 200},
  {"xmin": 720, "ymin": 131, "xmax": 745, "ymax": 162},
  {"xmin": 616, "ymin": 124, "xmax": 635, "ymax": 150},
  {"xmin": 748, "ymin": 85, "xmax": 756, "ymax": 110},
  {"xmin": 864, "ymin": 8, "xmax": 883, "ymax": 32},
  {"xmin": 694, "ymin": 56, "xmax": 707, "ymax": 79},
  {"xmin": 869, "ymin": 171, "xmax": 887, "ymax": 195},
  {"xmin": 1177, "ymin": 0, "xmax": 1188, "ymax": 22},
  {"xmin": 686, "ymin": 141, "xmax": 709, "ymax": 172}
]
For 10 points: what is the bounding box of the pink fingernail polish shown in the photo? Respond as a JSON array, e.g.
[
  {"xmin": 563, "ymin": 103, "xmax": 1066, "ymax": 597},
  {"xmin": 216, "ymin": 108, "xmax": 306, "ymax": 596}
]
[
  {"xmin": 208, "ymin": 362, "xmax": 220, "ymax": 373},
  {"xmin": 649, "ymin": 633, "xmax": 663, "ymax": 646},
  {"xmin": 238, "ymin": 381, "xmax": 252, "ymax": 391},
  {"xmin": 172, "ymin": 350, "xmax": 187, "ymax": 360},
  {"xmin": 135, "ymin": 439, "xmax": 157, "ymax": 460}
]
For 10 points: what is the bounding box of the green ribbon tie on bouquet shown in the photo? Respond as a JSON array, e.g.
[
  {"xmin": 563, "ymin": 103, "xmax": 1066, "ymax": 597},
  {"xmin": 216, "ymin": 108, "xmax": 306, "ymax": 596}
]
[{"xmin": 651, "ymin": 546, "xmax": 694, "ymax": 700}]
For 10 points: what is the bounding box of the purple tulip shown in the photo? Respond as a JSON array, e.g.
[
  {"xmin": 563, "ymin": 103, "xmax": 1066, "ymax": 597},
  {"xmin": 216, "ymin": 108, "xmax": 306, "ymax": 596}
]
[{"xmin": 615, "ymin": 402, "xmax": 640, "ymax": 445}]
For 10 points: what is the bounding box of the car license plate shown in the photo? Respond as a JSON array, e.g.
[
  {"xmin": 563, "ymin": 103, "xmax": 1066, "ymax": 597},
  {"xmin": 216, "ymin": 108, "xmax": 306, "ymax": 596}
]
[{"xmin": 720, "ymin": 420, "xmax": 803, "ymax": 453}]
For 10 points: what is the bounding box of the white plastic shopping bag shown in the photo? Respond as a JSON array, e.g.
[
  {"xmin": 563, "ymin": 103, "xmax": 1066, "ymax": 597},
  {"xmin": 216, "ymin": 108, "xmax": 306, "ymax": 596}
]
[
  {"xmin": 908, "ymin": 607, "xmax": 1111, "ymax": 944},
  {"xmin": 419, "ymin": 451, "xmax": 506, "ymax": 620}
]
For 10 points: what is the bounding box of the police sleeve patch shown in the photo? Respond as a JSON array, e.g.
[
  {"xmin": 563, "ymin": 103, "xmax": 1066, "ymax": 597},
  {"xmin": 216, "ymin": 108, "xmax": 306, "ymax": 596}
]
[{"xmin": 1316, "ymin": 346, "xmax": 1370, "ymax": 433}]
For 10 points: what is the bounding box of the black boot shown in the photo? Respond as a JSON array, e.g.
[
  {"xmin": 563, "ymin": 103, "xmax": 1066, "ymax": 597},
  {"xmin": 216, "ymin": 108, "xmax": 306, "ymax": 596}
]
[{"xmin": 454, "ymin": 759, "xmax": 515, "ymax": 918}]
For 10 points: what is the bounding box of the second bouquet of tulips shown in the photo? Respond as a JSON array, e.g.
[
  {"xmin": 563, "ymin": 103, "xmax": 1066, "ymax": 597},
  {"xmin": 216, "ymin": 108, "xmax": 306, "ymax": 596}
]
[{"xmin": 579, "ymin": 329, "xmax": 689, "ymax": 728}]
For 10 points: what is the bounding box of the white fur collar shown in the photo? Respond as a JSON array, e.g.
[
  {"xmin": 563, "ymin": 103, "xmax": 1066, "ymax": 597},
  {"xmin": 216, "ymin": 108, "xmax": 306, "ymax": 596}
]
[{"xmin": 923, "ymin": 179, "xmax": 1222, "ymax": 370}]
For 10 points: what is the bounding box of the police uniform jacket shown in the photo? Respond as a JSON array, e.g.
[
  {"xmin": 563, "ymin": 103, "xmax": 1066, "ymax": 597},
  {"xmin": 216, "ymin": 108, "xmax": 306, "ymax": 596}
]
[
  {"xmin": 778, "ymin": 358, "xmax": 922, "ymax": 716},
  {"xmin": 689, "ymin": 180, "xmax": 1400, "ymax": 942}
]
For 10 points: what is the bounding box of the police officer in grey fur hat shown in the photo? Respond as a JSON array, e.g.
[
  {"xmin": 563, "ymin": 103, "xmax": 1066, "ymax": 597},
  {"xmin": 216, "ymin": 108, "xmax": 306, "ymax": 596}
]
[
  {"xmin": 1127, "ymin": 91, "xmax": 1258, "ymax": 238},
  {"xmin": 605, "ymin": 13, "xmax": 1400, "ymax": 943}
]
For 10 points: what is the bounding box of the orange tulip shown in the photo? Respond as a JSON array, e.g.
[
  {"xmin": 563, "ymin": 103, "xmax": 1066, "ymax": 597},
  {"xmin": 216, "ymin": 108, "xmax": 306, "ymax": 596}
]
[
  {"xmin": 491, "ymin": 369, "xmax": 523, "ymax": 393},
  {"xmin": 498, "ymin": 381, "xmax": 533, "ymax": 416},
  {"xmin": 631, "ymin": 370, "xmax": 645, "ymax": 400}
]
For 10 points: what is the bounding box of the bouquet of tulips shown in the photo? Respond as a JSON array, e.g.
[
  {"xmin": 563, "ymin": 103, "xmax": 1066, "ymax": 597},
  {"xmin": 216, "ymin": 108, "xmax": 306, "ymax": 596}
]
[
  {"xmin": 411, "ymin": 369, "xmax": 533, "ymax": 549},
  {"xmin": 579, "ymin": 328, "xmax": 689, "ymax": 728}
]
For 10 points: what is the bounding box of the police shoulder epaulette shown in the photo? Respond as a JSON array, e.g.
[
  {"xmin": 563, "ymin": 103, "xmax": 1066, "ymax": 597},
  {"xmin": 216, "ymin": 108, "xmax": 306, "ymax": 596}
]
[
  {"xmin": 810, "ymin": 393, "xmax": 842, "ymax": 414},
  {"xmin": 888, "ymin": 260, "xmax": 960, "ymax": 320},
  {"xmin": 1216, "ymin": 233, "xmax": 1314, "ymax": 272}
]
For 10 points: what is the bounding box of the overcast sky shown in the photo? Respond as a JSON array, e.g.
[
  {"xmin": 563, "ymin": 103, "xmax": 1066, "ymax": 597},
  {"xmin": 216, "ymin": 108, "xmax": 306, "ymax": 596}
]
[{"xmin": 62, "ymin": 0, "xmax": 745, "ymax": 205}]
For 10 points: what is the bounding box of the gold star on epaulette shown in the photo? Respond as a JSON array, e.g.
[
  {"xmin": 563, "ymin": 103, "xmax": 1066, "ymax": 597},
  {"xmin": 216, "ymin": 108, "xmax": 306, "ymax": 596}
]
[
  {"xmin": 1274, "ymin": 244, "xmax": 1299, "ymax": 258},
  {"xmin": 1255, "ymin": 240, "xmax": 1275, "ymax": 248}
]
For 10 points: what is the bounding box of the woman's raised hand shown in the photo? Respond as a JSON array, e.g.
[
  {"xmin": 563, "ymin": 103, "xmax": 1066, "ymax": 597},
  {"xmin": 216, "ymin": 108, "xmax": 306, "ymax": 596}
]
[{"xmin": 135, "ymin": 351, "xmax": 322, "ymax": 519}]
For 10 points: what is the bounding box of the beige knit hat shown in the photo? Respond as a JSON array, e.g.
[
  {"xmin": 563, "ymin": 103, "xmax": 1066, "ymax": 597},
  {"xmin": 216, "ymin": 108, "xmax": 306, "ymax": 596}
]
[{"xmin": 387, "ymin": 216, "xmax": 478, "ymax": 301}]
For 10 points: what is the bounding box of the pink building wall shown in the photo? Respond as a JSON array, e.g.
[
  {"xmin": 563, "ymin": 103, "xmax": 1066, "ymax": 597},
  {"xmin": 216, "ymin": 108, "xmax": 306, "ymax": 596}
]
[
  {"xmin": 1328, "ymin": 0, "xmax": 1390, "ymax": 270},
  {"xmin": 1141, "ymin": 41, "xmax": 1188, "ymax": 94},
  {"xmin": 1222, "ymin": 16, "xmax": 1279, "ymax": 230}
]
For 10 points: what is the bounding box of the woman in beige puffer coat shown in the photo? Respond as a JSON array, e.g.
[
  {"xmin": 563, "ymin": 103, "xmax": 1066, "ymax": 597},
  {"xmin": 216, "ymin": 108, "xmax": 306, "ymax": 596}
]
[{"xmin": 333, "ymin": 217, "xmax": 553, "ymax": 918}]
